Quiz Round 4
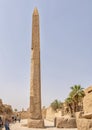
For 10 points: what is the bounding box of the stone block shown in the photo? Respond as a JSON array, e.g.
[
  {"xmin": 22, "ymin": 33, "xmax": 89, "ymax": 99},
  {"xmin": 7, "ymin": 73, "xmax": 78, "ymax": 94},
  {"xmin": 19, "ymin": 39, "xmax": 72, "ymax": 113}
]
[
  {"xmin": 82, "ymin": 113, "xmax": 92, "ymax": 119},
  {"xmin": 56, "ymin": 117, "xmax": 77, "ymax": 128},
  {"xmin": 28, "ymin": 119, "xmax": 44, "ymax": 128},
  {"xmin": 83, "ymin": 86, "xmax": 92, "ymax": 114},
  {"xmin": 77, "ymin": 118, "xmax": 92, "ymax": 130}
]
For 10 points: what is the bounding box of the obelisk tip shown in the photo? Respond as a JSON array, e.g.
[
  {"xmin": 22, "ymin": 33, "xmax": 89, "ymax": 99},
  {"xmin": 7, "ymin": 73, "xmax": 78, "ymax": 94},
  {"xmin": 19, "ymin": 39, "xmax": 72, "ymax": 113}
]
[{"xmin": 33, "ymin": 8, "xmax": 39, "ymax": 15}]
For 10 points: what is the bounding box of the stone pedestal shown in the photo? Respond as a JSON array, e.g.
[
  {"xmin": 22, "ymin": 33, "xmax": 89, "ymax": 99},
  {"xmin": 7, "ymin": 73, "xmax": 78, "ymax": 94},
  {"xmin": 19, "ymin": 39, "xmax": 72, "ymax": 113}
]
[
  {"xmin": 28, "ymin": 119, "xmax": 44, "ymax": 128},
  {"xmin": 56, "ymin": 117, "xmax": 77, "ymax": 128},
  {"xmin": 77, "ymin": 118, "xmax": 92, "ymax": 130}
]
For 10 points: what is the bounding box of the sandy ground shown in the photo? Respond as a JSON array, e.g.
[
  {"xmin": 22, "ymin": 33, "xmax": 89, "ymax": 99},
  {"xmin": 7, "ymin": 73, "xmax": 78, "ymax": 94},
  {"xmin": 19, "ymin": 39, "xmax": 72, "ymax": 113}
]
[{"xmin": 2, "ymin": 119, "xmax": 78, "ymax": 130}]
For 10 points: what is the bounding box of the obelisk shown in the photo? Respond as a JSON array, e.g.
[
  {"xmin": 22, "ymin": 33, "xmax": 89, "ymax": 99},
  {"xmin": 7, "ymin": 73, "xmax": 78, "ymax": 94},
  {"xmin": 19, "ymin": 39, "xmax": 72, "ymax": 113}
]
[{"xmin": 28, "ymin": 8, "xmax": 44, "ymax": 128}]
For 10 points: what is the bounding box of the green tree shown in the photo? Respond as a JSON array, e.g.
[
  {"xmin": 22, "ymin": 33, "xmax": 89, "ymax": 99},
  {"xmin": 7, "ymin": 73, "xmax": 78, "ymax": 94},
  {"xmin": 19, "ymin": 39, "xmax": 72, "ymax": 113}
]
[
  {"xmin": 65, "ymin": 96, "xmax": 73, "ymax": 115},
  {"xmin": 50, "ymin": 99, "xmax": 62, "ymax": 111},
  {"xmin": 14, "ymin": 108, "xmax": 18, "ymax": 112},
  {"xmin": 69, "ymin": 85, "xmax": 85, "ymax": 112}
]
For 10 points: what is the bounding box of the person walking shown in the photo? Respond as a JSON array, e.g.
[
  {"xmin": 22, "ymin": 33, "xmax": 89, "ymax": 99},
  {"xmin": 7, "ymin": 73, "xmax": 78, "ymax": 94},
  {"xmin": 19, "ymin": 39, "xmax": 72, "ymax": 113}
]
[
  {"xmin": 0, "ymin": 117, "xmax": 3, "ymax": 130},
  {"xmin": 4, "ymin": 118, "xmax": 10, "ymax": 130}
]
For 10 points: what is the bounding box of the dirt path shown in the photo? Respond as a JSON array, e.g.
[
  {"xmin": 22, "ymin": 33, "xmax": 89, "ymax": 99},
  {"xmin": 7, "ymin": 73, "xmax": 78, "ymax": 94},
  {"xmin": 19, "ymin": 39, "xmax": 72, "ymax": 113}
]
[{"xmin": 2, "ymin": 119, "xmax": 77, "ymax": 130}]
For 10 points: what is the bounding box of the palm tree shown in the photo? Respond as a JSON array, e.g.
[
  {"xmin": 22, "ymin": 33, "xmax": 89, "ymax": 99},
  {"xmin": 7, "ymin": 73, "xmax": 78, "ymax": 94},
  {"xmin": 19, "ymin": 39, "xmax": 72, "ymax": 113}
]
[
  {"xmin": 69, "ymin": 85, "xmax": 85, "ymax": 112},
  {"xmin": 50, "ymin": 99, "xmax": 62, "ymax": 111},
  {"xmin": 65, "ymin": 96, "xmax": 73, "ymax": 115}
]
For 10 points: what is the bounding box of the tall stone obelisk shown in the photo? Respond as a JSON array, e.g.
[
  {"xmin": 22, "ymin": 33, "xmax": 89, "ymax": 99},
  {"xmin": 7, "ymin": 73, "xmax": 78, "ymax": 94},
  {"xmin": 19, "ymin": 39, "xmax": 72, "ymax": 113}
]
[{"xmin": 28, "ymin": 8, "xmax": 44, "ymax": 128}]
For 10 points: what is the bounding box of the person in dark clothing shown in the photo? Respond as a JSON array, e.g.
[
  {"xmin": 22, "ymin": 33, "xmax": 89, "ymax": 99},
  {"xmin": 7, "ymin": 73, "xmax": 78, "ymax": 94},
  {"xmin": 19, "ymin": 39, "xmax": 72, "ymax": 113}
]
[
  {"xmin": 0, "ymin": 117, "xmax": 3, "ymax": 130},
  {"xmin": 4, "ymin": 118, "xmax": 10, "ymax": 130}
]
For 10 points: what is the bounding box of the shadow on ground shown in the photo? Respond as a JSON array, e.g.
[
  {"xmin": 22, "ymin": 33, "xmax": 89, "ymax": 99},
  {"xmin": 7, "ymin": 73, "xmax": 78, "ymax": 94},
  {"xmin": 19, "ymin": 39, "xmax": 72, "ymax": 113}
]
[{"xmin": 45, "ymin": 126, "xmax": 55, "ymax": 128}]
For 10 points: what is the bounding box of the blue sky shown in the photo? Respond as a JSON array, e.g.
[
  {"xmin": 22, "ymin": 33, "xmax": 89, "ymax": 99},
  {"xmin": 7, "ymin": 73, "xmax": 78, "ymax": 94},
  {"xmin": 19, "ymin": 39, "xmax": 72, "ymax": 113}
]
[{"xmin": 0, "ymin": 0, "xmax": 92, "ymax": 111}]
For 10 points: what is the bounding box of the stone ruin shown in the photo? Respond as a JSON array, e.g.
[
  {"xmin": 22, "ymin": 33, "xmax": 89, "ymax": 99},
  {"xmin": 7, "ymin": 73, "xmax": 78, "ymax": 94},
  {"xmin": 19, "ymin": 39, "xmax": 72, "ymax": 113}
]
[
  {"xmin": 76, "ymin": 86, "xmax": 92, "ymax": 130},
  {"xmin": 0, "ymin": 99, "xmax": 13, "ymax": 115}
]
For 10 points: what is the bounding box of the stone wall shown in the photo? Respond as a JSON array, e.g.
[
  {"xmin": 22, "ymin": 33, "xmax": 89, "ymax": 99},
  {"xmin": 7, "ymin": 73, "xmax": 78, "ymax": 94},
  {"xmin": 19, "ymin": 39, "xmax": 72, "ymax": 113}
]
[
  {"xmin": 0, "ymin": 99, "xmax": 13, "ymax": 115},
  {"xmin": 76, "ymin": 86, "xmax": 92, "ymax": 130},
  {"xmin": 46, "ymin": 107, "xmax": 55, "ymax": 121},
  {"xmin": 0, "ymin": 99, "xmax": 2, "ymax": 105},
  {"xmin": 77, "ymin": 118, "xmax": 92, "ymax": 130},
  {"xmin": 56, "ymin": 117, "xmax": 77, "ymax": 128},
  {"xmin": 18, "ymin": 111, "xmax": 29, "ymax": 119},
  {"xmin": 83, "ymin": 86, "xmax": 92, "ymax": 113},
  {"xmin": 42, "ymin": 108, "xmax": 47, "ymax": 119},
  {"xmin": 46, "ymin": 107, "xmax": 62, "ymax": 121}
]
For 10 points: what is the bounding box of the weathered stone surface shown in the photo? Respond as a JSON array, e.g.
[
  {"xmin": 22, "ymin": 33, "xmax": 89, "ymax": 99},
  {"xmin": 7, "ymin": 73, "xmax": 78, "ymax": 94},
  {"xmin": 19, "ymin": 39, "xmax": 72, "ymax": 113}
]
[
  {"xmin": 28, "ymin": 119, "xmax": 44, "ymax": 128},
  {"xmin": 18, "ymin": 111, "xmax": 29, "ymax": 119},
  {"xmin": 42, "ymin": 107, "xmax": 47, "ymax": 119},
  {"xmin": 30, "ymin": 8, "xmax": 42, "ymax": 120},
  {"xmin": 0, "ymin": 99, "xmax": 2, "ymax": 106},
  {"xmin": 83, "ymin": 86, "xmax": 92, "ymax": 114},
  {"xmin": 82, "ymin": 113, "xmax": 92, "ymax": 119},
  {"xmin": 77, "ymin": 118, "xmax": 92, "ymax": 130},
  {"xmin": 75, "ymin": 112, "xmax": 84, "ymax": 120},
  {"xmin": 46, "ymin": 107, "xmax": 63, "ymax": 121},
  {"xmin": 46, "ymin": 107, "xmax": 55, "ymax": 121},
  {"xmin": 84, "ymin": 86, "xmax": 92, "ymax": 95},
  {"xmin": 75, "ymin": 87, "xmax": 92, "ymax": 130},
  {"xmin": 0, "ymin": 99, "xmax": 13, "ymax": 115},
  {"xmin": 28, "ymin": 8, "xmax": 44, "ymax": 128},
  {"xmin": 56, "ymin": 117, "xmax": 77, "ymax": 128}
]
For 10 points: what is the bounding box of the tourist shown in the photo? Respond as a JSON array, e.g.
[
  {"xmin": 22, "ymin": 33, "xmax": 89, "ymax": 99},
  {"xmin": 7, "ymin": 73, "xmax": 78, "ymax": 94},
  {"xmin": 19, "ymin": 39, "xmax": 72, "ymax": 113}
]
[
  {"xmin": 17, "ymin": 116, "xmax": 21, "ymax": 123},
  {"xmin": 4, "ymin": 118, "xmax": 10, "ymax": 130},
  {"xmin": 11, "ymin": 116, "xmax": 14, "ymax": 123},
  {"xmin": 0, "ymin": 117, "xmax": 3, "ymax": 130},
  {"xmin": 14, "ymin": 116, "xmax": 17, "ymax": 123}
]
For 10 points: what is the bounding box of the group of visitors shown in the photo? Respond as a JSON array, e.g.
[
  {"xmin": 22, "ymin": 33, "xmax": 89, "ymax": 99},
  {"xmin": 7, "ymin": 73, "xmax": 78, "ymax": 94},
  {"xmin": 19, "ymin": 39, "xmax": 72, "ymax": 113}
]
[
  {"xmin": 11, "ymin": 115, "xmax": 21, "ymax": 123},
  {"xmin": 0, "ymin": 117, "xmax": 10, "ymax": 130},
  {"xmin": 0, "ymin": 115, "xmax": 21, "ymax": 130}
]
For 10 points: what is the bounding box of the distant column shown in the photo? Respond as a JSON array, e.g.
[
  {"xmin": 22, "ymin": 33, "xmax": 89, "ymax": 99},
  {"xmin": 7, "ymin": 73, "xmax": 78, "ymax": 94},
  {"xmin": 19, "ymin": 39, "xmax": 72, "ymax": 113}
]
[{"xmin": 28, "ymin": 8, "xmax": 44, "ymax": 128}]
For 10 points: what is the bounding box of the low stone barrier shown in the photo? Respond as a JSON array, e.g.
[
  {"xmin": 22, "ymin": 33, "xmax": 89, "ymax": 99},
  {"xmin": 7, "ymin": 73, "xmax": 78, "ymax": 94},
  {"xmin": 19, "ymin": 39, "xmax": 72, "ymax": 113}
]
[
  {"xmin": 56, "ymin": 117, "xmax": 77, "ymax": 128},
  {"xmin": 77, "ymin": 118, "xmax": 92, "ymax": 130}
]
